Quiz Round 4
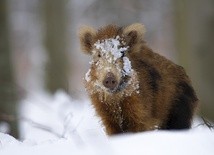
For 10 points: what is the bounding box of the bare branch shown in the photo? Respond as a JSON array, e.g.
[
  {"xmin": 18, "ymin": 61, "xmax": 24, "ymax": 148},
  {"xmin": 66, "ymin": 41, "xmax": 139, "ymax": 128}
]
[
  {"xmin": 201, "ymin": 117, "xmax": 214, "ymax": 130},
  {"xmin": 193, "ymin": 116, "xmax": 214, "ymax": 130},
  {"xmin": 0, "ymin": 113, "xmax": 62, "ymax": 138}
]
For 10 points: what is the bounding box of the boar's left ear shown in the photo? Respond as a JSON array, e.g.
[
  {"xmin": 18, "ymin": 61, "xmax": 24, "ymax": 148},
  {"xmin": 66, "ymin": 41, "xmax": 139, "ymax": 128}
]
[
  {"xmin": 123, "ymin": 23, "xmax": 146, "ymax": 48},
  {"xmin": 79, "ymin": 25, "xmax": 96, "ymax": 55}
]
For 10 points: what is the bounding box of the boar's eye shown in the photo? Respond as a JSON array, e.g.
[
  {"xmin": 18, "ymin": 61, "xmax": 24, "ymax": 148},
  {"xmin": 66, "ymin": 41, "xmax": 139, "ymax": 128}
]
[
  {"xmin": 92, "ymin": 51, "xmax": 101, "ymax": 58},
  {"xmin": 93, "ymin": 52, "xmax": 101, "ymax": 62},
  {"xmin": 121, "ymin": 51, "xmax": 125, "ymax": 57}
]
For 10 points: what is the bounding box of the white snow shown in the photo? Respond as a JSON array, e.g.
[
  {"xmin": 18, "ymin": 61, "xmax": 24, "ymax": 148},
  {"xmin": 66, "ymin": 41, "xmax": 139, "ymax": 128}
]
[
  {"xmin": 122, "ymin": 56, "xmax": 133, "ymax": 76},
  {"xmin": 0, "ymin": 91, "xmax": 214, "ymax": 155},
  {"xmin": 18, "ymin": 91, "xmax": 104, "ymax": 143},
  {"xmin": 93, "ymin": 36, "xmax": 134, "ymax": 77},
  {"xmin": 1, "ymin": 129, "xmax": 214, "ymax": 155},
  {"xmin": 0, "ymin": 133, "xmax": 21, "ymax": 148},
  {"xmin": 94, "ymin": 36, "xmax": 129, "ymax": 63},
  {"xmin": 85, "ymin": 69, "xmax": 91, "ymax": 82}
]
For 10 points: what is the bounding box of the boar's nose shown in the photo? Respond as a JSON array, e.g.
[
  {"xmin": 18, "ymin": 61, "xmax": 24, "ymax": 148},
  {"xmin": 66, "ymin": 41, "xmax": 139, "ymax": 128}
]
[{"xmin": 103, "ymin": 72, "xmax": 118, "ymax": 90}]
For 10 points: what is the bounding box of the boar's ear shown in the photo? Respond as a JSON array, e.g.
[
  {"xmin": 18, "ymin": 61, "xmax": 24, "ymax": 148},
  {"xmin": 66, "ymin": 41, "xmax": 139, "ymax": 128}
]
[
  {"xmin": 79, "ymin": 26, "xmax": 96, "ymax": 55},
  {"xmin": 123, "ymin": 23, "xmax": 146, "ymax": 48}
]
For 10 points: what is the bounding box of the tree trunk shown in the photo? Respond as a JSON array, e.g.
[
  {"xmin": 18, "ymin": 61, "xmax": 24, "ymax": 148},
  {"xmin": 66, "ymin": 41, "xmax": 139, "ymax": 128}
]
[
  {"xmin": 173, "ymin": 0, "xmax": 192, "ymax": 71},
  {"xmin": 43, "ymin": 0, "xmax": 70, "ymax": 93},
  {"xmin": 0, "ymin": 0, "xmax": 19, "ymax": 138},
  {"xmin": 174, "ymin": 0, "xmax": 214, "ymax": 121},
  {"xmin": 193, "ymin": 0, "xmax": 214, "ymax": 121}
]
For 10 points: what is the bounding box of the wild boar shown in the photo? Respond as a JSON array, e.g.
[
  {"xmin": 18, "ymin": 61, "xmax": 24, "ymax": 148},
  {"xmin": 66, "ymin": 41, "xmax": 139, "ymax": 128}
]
[{"xmin": 79, "ymin": 23, "xmax": 198, "ymax": 135}]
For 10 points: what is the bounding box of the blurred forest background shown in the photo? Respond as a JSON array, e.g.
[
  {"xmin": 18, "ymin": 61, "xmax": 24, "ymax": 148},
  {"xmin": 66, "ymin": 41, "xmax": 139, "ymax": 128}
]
[{"xmin": 0, "ymin": 0, "xmax": 213, "ymax": 139}]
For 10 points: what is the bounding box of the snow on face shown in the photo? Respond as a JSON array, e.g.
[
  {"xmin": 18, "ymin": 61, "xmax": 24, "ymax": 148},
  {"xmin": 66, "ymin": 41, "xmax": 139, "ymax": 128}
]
[
  {"xmin": 93, "ymin": 36, "xmax": 133, "ymax": 77},
  {"xmin": 94, "ymin": 36, "xmax": 128, "ymax": 64},
  {"xmin": 85, "ymin": 36, "xmax": 131, "ymax": 82},
  {"xmin": 84, "ymin": 36, "xmax": 140, "ymax": 96}
]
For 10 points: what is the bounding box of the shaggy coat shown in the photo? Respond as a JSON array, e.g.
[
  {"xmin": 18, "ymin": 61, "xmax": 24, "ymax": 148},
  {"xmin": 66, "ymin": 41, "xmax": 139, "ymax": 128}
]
[{"xmin": 79, "ymin": 23, "xmax": 198, "ymax": 135}]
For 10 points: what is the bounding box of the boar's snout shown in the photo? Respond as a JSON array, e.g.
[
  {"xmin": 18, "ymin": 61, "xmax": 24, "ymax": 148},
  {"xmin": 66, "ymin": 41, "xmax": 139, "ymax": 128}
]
[{"xmin": 103, "ymin": 72, "xmax": 118, "ymax": 90}]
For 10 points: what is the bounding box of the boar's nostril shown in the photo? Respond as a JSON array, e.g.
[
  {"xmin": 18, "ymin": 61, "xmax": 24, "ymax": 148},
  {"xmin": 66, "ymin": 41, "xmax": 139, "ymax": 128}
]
[{"xmin": 103, "ymin": 73, "xmax": 118, "ymax": 90}]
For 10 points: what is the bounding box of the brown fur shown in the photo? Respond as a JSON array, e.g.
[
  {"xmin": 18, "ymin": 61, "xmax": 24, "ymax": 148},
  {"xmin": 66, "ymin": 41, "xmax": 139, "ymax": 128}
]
[{"xmin": 79, "ymin": 23, "xmax": 198, "ymax": 135}]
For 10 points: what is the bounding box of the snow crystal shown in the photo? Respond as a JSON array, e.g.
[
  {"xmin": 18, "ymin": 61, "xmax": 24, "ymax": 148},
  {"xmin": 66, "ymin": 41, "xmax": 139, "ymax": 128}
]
[
  {"xmin": 122, "ymin": 57, "xmax": 133, "ymax": 76},
  {"xmin": 94, "ymin": 36, "xmax": 129, "ymax": 63},
  {"xmin": 85, "ymin": 69, "xmax": 91, "ymax": 82},
  {"xmin": 89, "ymin": 60, "xmax": 94, "ymax": 65}
]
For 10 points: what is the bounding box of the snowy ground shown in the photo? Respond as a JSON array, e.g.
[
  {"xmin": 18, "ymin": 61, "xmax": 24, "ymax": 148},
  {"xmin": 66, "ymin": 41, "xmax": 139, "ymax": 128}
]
[{"xmin": 0, "ymin": 91, "xmax": 214, "ymax": 155}]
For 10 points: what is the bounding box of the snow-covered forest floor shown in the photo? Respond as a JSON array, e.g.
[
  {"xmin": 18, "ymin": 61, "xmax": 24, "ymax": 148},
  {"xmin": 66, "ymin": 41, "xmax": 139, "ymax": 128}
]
[{"xmin": 0, "ymin": 91, "xmax": 214, "ymax": 155}]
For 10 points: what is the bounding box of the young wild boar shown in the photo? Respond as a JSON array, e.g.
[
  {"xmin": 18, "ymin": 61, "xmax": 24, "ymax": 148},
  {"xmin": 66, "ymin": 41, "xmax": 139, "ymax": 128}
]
[{"xmin": 79, "ymin": 23, "xmax": 198, "ymax": 135}]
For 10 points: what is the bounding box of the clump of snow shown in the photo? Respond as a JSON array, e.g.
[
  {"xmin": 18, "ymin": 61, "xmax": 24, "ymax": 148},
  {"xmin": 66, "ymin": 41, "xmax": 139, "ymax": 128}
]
[
  {"xmin": 94, "ymin": 36, "xmax": 129, "ymax": 63},
  {"xmin": 85, "ymin": 69, "xmax": 91, "ymax": 82},
  {"xmin": 134, "ymin": 83, "xmax": 140, "ymax": 94},
  {"xmin": 122, "ymin": 57, "xmax": 133, "ymax": 76},
  {"xmin": 136, "ymin": 90, "xmax": 140, "ymax": 94},
  {"xmin": 89, "ymin": 60, "xmax": 94, "ymax": 65}
]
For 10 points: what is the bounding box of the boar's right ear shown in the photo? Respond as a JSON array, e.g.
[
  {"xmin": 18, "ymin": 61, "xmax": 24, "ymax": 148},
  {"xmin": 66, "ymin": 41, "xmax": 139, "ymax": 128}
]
[
  {"xmin": 79, "ymin": 26, "xmax": 96, "ymax": 55},
  {"xmin": 123, "ymin": 23, "xmax": 146, "ymax": 48}
]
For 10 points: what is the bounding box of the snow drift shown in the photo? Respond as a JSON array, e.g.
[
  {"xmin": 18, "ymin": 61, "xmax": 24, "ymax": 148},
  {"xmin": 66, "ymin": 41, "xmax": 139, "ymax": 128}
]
[{"xmin": 0, "ymin": 91, "xmax": 213, "ymax": 155}]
